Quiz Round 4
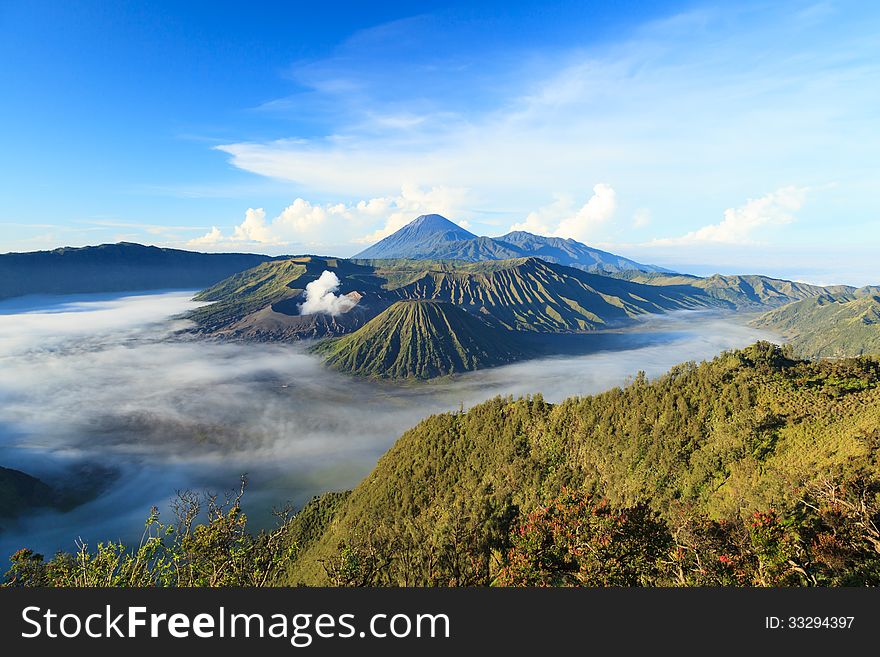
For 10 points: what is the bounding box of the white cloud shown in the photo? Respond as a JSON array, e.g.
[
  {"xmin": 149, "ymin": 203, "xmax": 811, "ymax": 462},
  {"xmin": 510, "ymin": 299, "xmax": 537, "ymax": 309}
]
[
  {"xmin": 186, "ymin": 185, "xmax": 470, "ymax": 251},
  {"xmin": 654, "ymin": 186, "xmax": 808, "ymax": 245},
  {"xmin": 275, "ymin": 199, "xmax": 336, "ymax": 233},
  {"xmin": 188, "ymin": 226, "xmax": 224, "ymax": 246},
  {"xmin": 510, "ymin": 184, "xmax": 617, "ymax": 242},
  {"xmin": 509, "ymin": 201, "xmax": 559, "ymax": 236},
  {"xmin": 554, "ymin": 184, "xmax": 617, "ymax": 241},
  {"xmin": 298, "ymin": 270, "xmax": 356, "ymax": 316},
  {"xmin": 232, "ymin": 208, "xmax": 276, "ymax": 243}
]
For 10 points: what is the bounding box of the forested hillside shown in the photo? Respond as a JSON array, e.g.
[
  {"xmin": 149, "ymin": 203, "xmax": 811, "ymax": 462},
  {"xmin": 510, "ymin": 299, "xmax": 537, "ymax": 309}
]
[
  {"xmin": 615, "ymin": 271, "xmax": 852, "ymax": 308},
  {"xmin": 288, "ymin": 342, "xmax": 880, "ymax": 586}
]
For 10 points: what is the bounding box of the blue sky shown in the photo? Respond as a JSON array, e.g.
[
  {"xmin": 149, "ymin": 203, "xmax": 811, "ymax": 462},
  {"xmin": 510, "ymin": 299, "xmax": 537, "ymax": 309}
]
[{"xmin": 1, "ymin": 1, "xmax": 878, "ymax": 284}]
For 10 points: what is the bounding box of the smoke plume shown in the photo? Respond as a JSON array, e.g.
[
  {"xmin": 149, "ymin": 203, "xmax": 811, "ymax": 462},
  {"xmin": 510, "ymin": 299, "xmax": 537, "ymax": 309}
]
[{"xmin": 299, "ymin": 271, "xmax": 356, "ymax": 316}]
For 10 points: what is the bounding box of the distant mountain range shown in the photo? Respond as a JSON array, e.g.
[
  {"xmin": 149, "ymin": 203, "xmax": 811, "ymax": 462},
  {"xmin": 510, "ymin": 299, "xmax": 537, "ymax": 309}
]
[
  {"xmin": 353, "ymin": 214, "xmax": 671, "ymax": 274},
  {"xmin": 4, "ymin": 215, "xmax": 875, "ymax": 378},
  {"xmin": 614, "ymin": 270, "xmax": 855, "ymax": 308},
  {"xmin": 0, "ymin": 242, "xmax": 274, "ymax": 300},
  {"xmin": 0, "ymin": 464, "xmax": 116, "ymax": 520},
  {"xmin": 752, "ymin": 288, "xmax": 880, "ymax": 359},
  {"xmin": 187, "ymin": 250, "xmax": 866, "ymax": 379},
  {"xmin": 0, "ymin": 467, "xmax": 54, "ymax": 519},
  {"xmin": 189, "ymin": 255, "xmax": 717, "ymax": 340}
]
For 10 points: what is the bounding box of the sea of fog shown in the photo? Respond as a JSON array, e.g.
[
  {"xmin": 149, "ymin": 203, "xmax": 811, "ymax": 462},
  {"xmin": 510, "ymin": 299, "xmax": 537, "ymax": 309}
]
[{"xmin": 0, "ymin": 290, "xmax": 778, "ymax": 560}]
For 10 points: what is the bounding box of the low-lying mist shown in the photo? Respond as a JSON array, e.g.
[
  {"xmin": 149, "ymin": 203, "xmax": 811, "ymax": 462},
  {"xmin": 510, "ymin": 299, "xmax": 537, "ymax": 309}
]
[{"xmin": 0, "ymin": 290, "xmax": 777, "ymax": 560}]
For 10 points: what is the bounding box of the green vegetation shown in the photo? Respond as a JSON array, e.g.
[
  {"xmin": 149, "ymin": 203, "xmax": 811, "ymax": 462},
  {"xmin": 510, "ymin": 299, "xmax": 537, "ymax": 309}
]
[
  {"xmin": 3, "ymin": 478, "xmax": 297, "ymax": 587},
  {"xmin": 753, "ymin": 291, "xmax": 880, "ymax": 359},
  {"xmin": 385, "ymin": 257, "xmax": 712, "ymax": 332},
  {"xmin": 287, "ymin": 342, "xmax": 880, "ymax": 586},
  {"xmin": 8, "ymin": 343, "xmax": 880, "ymax": 587},
  {"xmin": 2, "ymin": 485, "xmax": 350, "ymax": 588},
  {"xmin": 189, "ymin": 256, "xmax": 716, "ymax": 339},
  {"xmin": 316, "ymin": 300, "xmax": 527, "ymax": 379},
  {"xmin": 614, "ymin": 271, "xmax": 851, "ymax": 308},
  {"xmin": 190, "ymin": 257, "xmax": 386, "ymax": 330},
  {"xmin": 188, "ymin": 253, "xmax": 873, "ymax": 381}
]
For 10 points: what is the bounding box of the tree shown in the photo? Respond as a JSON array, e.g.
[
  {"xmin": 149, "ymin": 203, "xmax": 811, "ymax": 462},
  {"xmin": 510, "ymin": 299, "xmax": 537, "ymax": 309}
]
[{"xmin": 495, "ymin": 489, "xmax": 671, "ymax": 586}]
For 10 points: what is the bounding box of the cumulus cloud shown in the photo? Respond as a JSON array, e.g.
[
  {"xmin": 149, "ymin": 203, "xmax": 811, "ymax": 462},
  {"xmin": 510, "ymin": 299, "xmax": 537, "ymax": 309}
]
[
  {"xmin": 186, "ymin": 185, "xmax": 470, "ymax": 251},
  {"xmin": 188, "ymin": 226, "xmax": 224, "ymax": 246},
  {"xmin": 203, "ymin": 6, "xmax": 880, "ymax": 259},
  {"xmin": 510, "ymin": 184, "xmax": 617, "ymax": 242},
  {"xmin": 298, "ymin": 271, "xmax": 356, "ymax": 316},
  {"xmin": 231, "ymin": 208, "xmax": 275, "ymax": 243},
  {"xmin": 653, "ymin": 186, "xmax": 808, "ymax": 245},
  {"xmin": 188, "ymin": 203, "xmax": 326, "ymax": 248},
  {"xmin": 276, "ymin": 199, "xmax": 348, "ymax": 233}
]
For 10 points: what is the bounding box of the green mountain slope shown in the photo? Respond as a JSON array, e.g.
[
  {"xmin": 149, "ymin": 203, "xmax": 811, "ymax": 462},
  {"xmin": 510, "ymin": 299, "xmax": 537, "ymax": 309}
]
[
  {"xmin": 189, "ymin": 256, "xmax": 717, "ymax": 340},
  {"xmin": 286, "ymin": 343, "xmax": 880, "ymax": 585},
  {"xmin": 753, "ymin": 290, "xmax": 880, "ymax": 358},
  {"xmin": 316, "ymin": 300, "xmax": 527, "ymax": 379},
  {"xmin": 615, "ymin": 271, "xmax": 850, "ymax": 308},
  {"xmin": 189, "ymin": 257, "xmax": 391, "ymax": 334},
  {"xmin": 387, "ymin": 257, "xmax": 712, "ymax": 332}
]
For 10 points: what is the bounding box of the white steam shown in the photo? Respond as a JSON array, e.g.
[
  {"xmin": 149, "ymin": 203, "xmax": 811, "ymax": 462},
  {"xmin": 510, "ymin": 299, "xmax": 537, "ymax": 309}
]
[{"xmin": 298, "ymin": 271, "xmax": 356, "ymax": 316}]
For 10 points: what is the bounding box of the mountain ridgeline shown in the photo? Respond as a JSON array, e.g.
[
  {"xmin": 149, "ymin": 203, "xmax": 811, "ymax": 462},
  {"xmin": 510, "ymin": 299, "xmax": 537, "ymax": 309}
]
[
  {"xmin": 353, "ymin": 213, "xmax": 670, "ymax": 274},
  {"xmin": 0, "ymin": 242, "xmax": 275, "ymax": 300},
  {"xmin": 187, "ymin": 232, "xmax": 867, "ymax": 379},
  {"xmin": 187, "ymin": 255, "xmax": 730, "ymax": 378},
  {"xmin": 614, "ymin": 270, "xmax": 854, "ymax": 308},
  {"xmin": 5, "ymin": 215, "xmax": 874, "ymax": 381}
]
